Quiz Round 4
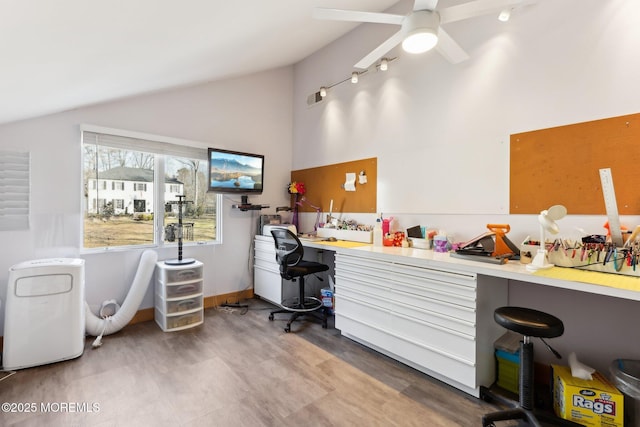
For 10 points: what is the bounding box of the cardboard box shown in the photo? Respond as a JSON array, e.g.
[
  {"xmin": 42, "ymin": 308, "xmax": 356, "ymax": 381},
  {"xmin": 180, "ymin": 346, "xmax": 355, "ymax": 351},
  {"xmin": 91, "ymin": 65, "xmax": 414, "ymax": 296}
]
[
  {"xmin": 496, "ymin": 349, "xmax": 519, "ymax": 395},
  {"xmin": 553, "ymin": 364, "xmax": 624, "ymax": 427},
  {"xmin": 320, "ymin": 288, "xmax": 334, "ymax": 314}
]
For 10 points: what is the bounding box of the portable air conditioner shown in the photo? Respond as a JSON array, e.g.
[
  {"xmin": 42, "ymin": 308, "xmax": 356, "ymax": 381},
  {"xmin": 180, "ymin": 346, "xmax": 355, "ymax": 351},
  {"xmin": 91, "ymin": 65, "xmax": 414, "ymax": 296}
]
[{"xmin": 3, "ymin": 258, "xmax": 85, "ymax": 370}]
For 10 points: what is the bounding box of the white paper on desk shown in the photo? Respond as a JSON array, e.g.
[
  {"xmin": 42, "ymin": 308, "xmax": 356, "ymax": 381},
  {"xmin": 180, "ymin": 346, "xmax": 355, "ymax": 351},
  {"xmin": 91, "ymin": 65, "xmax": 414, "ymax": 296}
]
[{"xmin": 344, "ymin": 172, "xmax": 356, "ymax": 191}]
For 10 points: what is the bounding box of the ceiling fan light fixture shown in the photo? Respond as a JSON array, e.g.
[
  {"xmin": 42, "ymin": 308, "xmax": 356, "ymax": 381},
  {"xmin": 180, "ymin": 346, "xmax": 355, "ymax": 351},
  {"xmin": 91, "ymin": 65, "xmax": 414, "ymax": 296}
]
[
  {"xmin": 402, "ymin": 30, "xmax": 438, "ymax": 54},
  {"xmin": 401, "ymin": 10, "xmax": 440, "ymax": 54}
]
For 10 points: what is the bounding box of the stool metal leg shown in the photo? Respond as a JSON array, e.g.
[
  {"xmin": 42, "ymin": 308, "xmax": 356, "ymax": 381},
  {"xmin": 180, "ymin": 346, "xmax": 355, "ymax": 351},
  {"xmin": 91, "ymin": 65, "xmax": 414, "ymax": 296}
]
[{"xmin": 520, "ymin": 337, "xmax": 534, "ymax": 410}]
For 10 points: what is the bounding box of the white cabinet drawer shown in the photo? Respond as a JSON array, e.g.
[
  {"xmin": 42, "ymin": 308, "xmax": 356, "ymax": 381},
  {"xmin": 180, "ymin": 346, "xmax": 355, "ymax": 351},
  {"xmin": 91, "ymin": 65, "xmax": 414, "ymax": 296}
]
[
  {"xmin": 254, "ymin": 255, "xmax": 279, "ymax": 272},
  {"xmin": 336, "ymin": 255, "xmax": 393, "ymax": 278},
  {"xmin": 254, "ymin": 248, "xmax": 275, "ymax": 259},
  {"xmin": 335, "ymin": 272, "xmax": 391, "ymax": 300},
  {"xmin": 336, "ymin": 293, "xmax": 391, "ymax": 329},
  {"xmin": 392, "ymin": 271, "xmax": 476, "ymax": 302},
  {"xmin": 389, "ymin": 280, "xmax": 476, "ymax": 312},
  {"xmin": 388, "ymin": 297, "xmax": 476, "ymax": 336},
  {"xmin": 254, "ymin": 265, "xmax": 283, "ymax": 304},
  {"xmin": 390, "ymin": 311, "xmax": 475, "ymax": 360},
  {"xmin": 337, "ymin": 316, "xmax": 476, "ymax": 389},
  {"xmin": 255, "ymin": 238, "xmax": 275, "ymax": 253}
]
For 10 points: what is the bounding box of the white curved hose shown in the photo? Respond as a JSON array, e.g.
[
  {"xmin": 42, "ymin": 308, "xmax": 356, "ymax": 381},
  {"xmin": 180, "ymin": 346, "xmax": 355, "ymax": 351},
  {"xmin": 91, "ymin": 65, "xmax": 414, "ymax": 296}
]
[{"xmin": 85, "ymin": 249, "xmax": 158, "ymax": 337}]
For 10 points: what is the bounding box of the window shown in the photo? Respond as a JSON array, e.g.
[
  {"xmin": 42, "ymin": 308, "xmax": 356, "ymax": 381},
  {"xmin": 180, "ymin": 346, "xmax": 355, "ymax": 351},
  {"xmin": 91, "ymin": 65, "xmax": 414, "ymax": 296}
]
[{"xmin": 82, "ymin": 126, "xmax": 219, "ymax": 250}]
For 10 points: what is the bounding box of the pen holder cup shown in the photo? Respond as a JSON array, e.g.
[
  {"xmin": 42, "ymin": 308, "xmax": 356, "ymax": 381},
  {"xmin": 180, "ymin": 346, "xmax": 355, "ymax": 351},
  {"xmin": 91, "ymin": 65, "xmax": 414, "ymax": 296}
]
[{"xmin": 520, "ymin": 244, "xmax": 538, "ymax": 264}]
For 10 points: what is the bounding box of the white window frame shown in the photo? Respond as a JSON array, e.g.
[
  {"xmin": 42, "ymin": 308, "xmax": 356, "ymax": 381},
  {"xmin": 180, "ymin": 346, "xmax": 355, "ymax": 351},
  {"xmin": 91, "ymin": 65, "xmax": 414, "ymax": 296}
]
[{"xmin": 81, "ymin": 124, "xmax": 222, "ymax": 253}]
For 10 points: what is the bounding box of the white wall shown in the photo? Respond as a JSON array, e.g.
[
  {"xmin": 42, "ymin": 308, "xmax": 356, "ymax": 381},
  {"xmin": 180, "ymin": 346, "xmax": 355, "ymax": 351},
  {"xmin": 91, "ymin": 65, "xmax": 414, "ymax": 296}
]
[
  {"xmin": 0, "ymin": 67, "xmax": 294, "ymax": 334},
  {"xmin": 292, "ymin": 0, "xmax": 640, "ymax": 372}
]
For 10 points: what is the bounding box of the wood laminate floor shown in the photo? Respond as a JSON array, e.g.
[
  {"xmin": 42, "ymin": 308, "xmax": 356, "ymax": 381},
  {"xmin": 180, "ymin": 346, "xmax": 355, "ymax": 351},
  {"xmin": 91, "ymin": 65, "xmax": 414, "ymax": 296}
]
[{"xmin": 0, "ymin": 298, "xmax": 524, "ymax": 426}]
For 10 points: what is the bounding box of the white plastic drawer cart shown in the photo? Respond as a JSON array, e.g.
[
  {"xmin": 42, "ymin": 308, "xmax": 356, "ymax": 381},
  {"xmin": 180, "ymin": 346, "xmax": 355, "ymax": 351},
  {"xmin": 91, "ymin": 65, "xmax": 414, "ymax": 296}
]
[{"xmin": 155, "ymin": 260, "xmax": 204, "ymax": 331}]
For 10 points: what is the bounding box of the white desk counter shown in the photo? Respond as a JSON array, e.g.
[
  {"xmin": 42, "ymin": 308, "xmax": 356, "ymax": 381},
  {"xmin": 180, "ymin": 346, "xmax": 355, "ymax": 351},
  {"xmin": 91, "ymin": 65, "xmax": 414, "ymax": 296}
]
[{"xmin": 299, "ymin": 241, "xmax": 640, "ymax": 397}]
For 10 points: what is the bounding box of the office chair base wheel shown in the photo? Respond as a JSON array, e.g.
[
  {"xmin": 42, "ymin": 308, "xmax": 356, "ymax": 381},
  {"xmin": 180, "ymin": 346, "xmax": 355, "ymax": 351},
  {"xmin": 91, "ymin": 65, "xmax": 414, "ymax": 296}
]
[
  {"xmin": 268, "ymin": 313, "xmax": 274, "ymax": 321},
  {"xmin": 284, "ymin": 326, "xmax": 291, "ymax": 333}
]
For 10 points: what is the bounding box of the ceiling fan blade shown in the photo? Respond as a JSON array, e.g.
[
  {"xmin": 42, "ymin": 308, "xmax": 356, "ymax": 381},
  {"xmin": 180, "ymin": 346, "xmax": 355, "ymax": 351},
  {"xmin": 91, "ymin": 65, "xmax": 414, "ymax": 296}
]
[
  {"xmin": 439, "ymin": 0, "xmax": 528, "ymax": 24},
  {"xmin": 354, "ymin": 30, "xmax": 405, "ymax": 70},
  {"xmin": 413, "ymin": 0, "xmax": 439, "ymax": 11},
  {"xmin": 313, "ymin": 8, "xmax": 404, "ymax": 26},
  {"xmin": 435, "ymin": 28, "xmax": 469, "ymax": 64}
]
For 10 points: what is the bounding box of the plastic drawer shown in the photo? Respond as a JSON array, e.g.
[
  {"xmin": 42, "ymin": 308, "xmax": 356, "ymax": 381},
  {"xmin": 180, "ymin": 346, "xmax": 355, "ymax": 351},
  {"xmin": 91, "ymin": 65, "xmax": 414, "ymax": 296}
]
[
  {"xmin": 157, "ymin": 265, "xmax": 203, "ymax": 283},
  {"xmin": 155, "ymin": 309, "xmax": 203, "ymax": 331},
  {"xmin": 159, "ymin": 280, "xmax": 203, "ymax": 299},
  {"xmin": 165, "ymin": 295, "xmax": 203, "ymax": 314}
]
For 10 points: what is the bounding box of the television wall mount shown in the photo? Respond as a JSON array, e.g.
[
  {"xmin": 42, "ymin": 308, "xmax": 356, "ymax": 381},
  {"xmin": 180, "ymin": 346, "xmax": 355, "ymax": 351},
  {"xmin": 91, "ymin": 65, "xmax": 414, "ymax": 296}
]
[{"xmin": 232, "ymin": 195, "xmax": 270, "ymax": 211}]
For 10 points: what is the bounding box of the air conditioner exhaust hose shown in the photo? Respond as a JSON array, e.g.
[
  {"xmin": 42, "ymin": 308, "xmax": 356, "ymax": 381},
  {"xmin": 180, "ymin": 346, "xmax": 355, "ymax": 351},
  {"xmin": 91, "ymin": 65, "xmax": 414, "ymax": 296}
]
[{"xmin": 85, "ymin": 249, "xmax": 158, "ymax": 337}]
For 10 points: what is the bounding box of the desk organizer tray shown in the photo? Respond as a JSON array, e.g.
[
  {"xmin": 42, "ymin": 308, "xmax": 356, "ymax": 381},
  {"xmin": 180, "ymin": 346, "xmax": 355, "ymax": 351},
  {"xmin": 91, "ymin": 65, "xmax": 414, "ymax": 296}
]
[{"xmin": 545, "ymin": 246, "xmax": 640, "ymax": 278}]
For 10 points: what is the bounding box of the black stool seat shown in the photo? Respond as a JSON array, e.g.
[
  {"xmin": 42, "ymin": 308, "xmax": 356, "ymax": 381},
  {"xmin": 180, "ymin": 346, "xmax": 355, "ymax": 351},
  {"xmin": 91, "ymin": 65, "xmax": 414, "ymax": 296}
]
[{"xmin": 494, "ymin": 306, "xmax": 564, "ymax": 338}]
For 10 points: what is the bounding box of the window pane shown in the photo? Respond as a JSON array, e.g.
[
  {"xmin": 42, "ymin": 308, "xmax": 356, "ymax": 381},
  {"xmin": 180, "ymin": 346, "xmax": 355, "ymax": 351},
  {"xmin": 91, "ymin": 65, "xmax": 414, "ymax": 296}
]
[
  {"xmin": 83, "ymin": 144, "xmax": 155, "ymax": 248},
  {"xmin": 163, "ymin": 157, "xmax": 216, "ymax": 243}
]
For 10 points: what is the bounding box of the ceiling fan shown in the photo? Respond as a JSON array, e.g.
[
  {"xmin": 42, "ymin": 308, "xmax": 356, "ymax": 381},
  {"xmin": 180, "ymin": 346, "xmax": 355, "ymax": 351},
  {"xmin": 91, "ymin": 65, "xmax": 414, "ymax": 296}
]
[{"xmin": 314, "ymin": 0, "xmax": 532, "ymax": 70}]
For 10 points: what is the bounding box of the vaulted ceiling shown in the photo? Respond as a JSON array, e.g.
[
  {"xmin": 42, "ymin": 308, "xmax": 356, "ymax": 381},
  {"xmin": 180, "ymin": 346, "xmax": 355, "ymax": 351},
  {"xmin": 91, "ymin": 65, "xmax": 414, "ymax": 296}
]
[{"xmin": 0, "ymin": 0, "xmax": 399, "ymax": 125}]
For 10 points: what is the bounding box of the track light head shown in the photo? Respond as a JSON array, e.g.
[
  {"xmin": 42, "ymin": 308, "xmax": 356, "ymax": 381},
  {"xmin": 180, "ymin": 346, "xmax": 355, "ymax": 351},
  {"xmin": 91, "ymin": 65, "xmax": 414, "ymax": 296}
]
[
  {"xmin": 498, "ymin": 9, "xmax": 511, "ymax": 22},
  {"xmin": 351, "ymin": 72, "xmax": 359, "ymax": 83},
  {"xmin": 319, "ymin": 86, "xmax": 327, "ymax": 97}
]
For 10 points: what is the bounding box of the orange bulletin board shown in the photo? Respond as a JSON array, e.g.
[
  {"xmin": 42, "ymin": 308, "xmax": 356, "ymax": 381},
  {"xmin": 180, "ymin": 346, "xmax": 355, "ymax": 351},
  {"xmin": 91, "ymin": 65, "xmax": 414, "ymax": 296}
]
[
  {"xmin": 510, "ymin": 113, "xmax": 640, "ymax": 214},
  {"xmin": 291, "ymin": 158, "xmax": 377, "ymax": 214}
]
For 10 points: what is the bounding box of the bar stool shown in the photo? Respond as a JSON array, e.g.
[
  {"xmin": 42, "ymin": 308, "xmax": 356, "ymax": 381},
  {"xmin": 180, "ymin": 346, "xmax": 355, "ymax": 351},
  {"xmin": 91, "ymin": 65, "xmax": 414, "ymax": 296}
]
[{"xmin": 481, "ymin": 306, "xmax": 583, "ymax": 427}]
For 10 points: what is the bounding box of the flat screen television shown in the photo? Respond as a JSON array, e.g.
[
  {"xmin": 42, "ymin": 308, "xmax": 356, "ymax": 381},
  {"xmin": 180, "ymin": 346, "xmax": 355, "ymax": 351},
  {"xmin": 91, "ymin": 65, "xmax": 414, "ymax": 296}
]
[{"xmin": 207, "ymin": 147, "xmax": 264, "ymax": 194}]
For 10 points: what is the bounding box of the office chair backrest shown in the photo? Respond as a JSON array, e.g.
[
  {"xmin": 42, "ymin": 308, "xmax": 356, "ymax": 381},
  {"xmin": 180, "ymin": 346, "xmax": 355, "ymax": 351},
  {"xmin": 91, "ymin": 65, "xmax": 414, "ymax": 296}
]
[{"xmin": 271, "ymin": 228, "xmax": 304, "ymax": 280}]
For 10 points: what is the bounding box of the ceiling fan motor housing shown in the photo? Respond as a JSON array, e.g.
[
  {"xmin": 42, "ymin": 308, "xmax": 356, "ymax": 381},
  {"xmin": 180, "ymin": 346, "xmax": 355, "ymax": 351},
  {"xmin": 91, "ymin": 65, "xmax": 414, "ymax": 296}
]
[{"xmin": 402, "ymin": 10, "xmax": 440, "ymax": 53}]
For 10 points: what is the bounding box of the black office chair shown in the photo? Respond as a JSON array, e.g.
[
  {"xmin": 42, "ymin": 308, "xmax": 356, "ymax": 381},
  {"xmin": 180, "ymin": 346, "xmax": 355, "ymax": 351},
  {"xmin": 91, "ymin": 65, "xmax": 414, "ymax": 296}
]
[
  {"xmin": 481, "ymin": 306, "xmax": 583, "ymax": 427},
  {"xmin": 267, "ymin": 228, "xmax": 329, "ymax": 333}
]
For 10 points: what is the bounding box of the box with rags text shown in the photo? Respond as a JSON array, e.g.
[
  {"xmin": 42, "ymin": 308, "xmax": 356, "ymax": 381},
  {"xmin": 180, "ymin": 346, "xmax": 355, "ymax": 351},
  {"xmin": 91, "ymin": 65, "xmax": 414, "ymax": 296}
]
[{"xmin": 553, "ymin": 364, "xmax": 624, "ymax": 427}]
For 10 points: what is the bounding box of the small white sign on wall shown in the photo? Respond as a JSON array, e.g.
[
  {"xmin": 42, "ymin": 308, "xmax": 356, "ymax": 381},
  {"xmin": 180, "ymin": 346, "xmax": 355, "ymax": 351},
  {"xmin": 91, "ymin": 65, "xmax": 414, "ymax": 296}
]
[{"xmin": 0, "ymin": 151, "xmax": 30, "ymax": 230}]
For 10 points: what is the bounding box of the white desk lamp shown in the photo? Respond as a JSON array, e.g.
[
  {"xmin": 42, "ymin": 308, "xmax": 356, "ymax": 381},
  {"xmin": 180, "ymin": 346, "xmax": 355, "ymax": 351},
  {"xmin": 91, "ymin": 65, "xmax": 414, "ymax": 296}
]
[{"xmin": 526, "ymin": 205, "xmax": 567, "ymax": 272}]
